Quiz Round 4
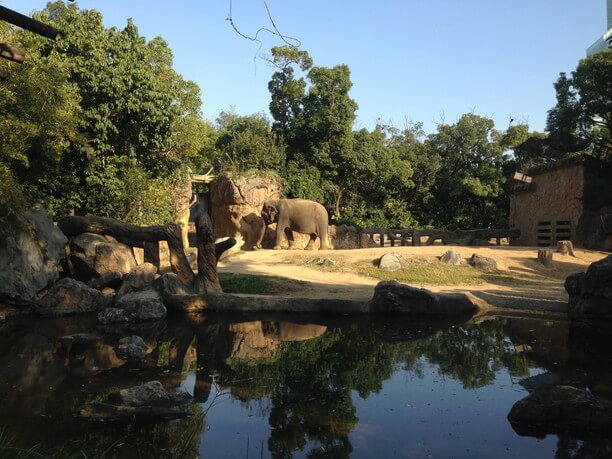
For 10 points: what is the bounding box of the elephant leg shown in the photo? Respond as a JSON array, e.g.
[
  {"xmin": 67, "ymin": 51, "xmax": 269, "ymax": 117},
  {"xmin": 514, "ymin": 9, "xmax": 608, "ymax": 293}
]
[
  {"xmin": 319, "ymin": 225, "xmax": 331, "ymax": 250},
  {"xmin": 304, "ymin": 234, "xmax": 317, "ymax": 250},
  {"xmin": 273, "ymin": 224, "xmax": 286, "ymax": 250},
  {"xmin": 285, "ymin": 228, "xmax": 298, "ymax": 249}
]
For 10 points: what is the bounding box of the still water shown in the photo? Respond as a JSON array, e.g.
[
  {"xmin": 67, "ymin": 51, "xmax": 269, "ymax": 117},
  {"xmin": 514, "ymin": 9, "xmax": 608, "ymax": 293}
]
[{"xmin": 1, "ymin": 312, "xmax": 611, "ymax": 458}]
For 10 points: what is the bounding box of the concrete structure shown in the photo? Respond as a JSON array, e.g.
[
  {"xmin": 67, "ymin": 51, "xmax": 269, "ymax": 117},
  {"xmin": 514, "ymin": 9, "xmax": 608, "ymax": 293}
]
[
  {"xmin": 509, "ymin": 157, "xmax": 612, "ymax": 250},
  {"xmin": 587, "ymin": 0, "xmax": 612, "ymax": 55}
]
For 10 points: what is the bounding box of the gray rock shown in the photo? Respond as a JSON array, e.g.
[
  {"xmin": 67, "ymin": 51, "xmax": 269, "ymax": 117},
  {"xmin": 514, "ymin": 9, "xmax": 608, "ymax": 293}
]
[
  {"xmin": 116, "ymin": 263, "xmax": 158, "ymax": 298},
  {"xmin": 369, "ymin": 280, "xmax": 479, "ymax": 315},
  {"xmin": 0, "ymin": 208, "xmax": 68, "ymax": 303},
  {"xmin": 469, "ymin": 253, "xmax": 497, "ymax": 271},
  {"xmin": 98, "ymin": 308, "xmax": 129, "ymax": 324},
  {"xmin": 508, "ymin": 385, "xmax": 612, "ymax": 436},
  {"xmin": 306, "ymin": 257, "xmax": 337, "ymax": 268},
  {"xmin": 113, "ymin": 381, "xmax": 191, "ymax": 407},
  {"xmin": 566, "ymin": 254, "xmax": 612, "ymax": 319},
  {"xmin": 36, "ymin": 278, "xmax": 111, "ymax": 317},
  {"xmin": 87, "ymin": 272, "xmax": 123, "ymax": 290},
  {"xmin": 94, "ymin": 242, "xmax": 137, "ymax": 277},
  {"xmin": 116, "ymin": 335, "xmax": 148, "ymax": 361},
  {"xmin": 378, "ymin": 253, "xmax": 409, "ymax": 271},
  {"xmin": 440, "ymin": 249, "xmax": 462, "ymax": 265},
  {"xmin": 116, "ymin": 290, "xmax": 167, "ymax": 322}
]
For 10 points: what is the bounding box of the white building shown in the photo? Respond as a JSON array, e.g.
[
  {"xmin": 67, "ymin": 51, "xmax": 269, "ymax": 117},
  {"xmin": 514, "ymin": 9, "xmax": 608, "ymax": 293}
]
[{"xmin": 587, "ymin": 0, "xmax": 612, "ymax": 55}]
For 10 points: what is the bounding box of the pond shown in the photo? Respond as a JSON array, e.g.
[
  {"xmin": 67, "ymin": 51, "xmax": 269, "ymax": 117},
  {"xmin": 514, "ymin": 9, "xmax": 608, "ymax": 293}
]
[{"xmin": 1, "ymin": 312, "xmax": 611, "ymax": 458}]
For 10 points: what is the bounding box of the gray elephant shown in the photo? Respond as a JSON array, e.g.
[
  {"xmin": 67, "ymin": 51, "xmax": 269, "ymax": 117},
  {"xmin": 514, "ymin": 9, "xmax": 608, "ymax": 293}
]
[{"xmin": 260, "ymin": 199, "xmax": 331, "ymax": 250}]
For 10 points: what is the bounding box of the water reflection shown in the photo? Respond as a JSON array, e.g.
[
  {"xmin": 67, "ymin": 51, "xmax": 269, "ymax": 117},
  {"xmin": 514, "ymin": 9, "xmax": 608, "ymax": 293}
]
[{"xmin": 0, "ymin": 312, "xmax": 611, "ymax": 458}]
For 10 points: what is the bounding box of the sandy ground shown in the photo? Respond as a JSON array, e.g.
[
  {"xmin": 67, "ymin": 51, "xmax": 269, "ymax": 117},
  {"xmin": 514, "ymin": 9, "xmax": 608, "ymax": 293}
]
[{"xmin": 218, "ymin": 245, "xmax": 609, "ymax": 311}]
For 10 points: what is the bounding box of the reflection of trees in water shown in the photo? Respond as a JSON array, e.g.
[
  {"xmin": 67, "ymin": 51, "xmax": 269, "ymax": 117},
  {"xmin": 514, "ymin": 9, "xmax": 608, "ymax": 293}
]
[
  {"xmin": 212, "ymin": 317, "xmax": 533, "ymax": 458},
  {"xmin": 3, "ymin": 314, "xmax": 608, "ymax": 458}
]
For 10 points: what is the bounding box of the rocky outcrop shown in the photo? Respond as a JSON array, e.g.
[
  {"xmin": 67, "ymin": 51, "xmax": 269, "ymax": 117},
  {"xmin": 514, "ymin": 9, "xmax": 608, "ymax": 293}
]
[
  {"xmin": 329, "ymin": 225, "xmax": 359, "ymax": 249},
  {"xmin": 36, "ymin": 278, "xmax": 111, "ymax": 317},
  {"xmin": 98, "ymin": 308, "xmax": 129, "ymax": 324},
  {"xmin": 508, "ymin": 385, "xmax": 612, "ymax": 436},
  {"xmin": 440, "ymin": 249, "xmax": 462, "ymax": 265},
  {"xmin": 0, "ymin": 208, "xmax": 67, "ymax": 303},
  {"xmin": 114, "ymin": 290, "xmax": 167, "ymax": 322},
  {"xmin": 469, "ymin": 253, "xmax": 497, "ymax": 271},
  {"xmin": 210, "ymin": 174, "xmax": 281, "ymax": 250},
  {"xmin": 369, "ymin": 280, "xmax": 481, "ymax": 315},
  {"xmin": 565, "ymin": 254, "xmax": 612, "ymax": 319},
  {"xmin": 378, "ymin": 252, "xmax": 409, "ymax": 271},
  {"xmin": 69, "ymin": 233, "xmax": 137, "ymax": 281},
  {"xmin": 79, "ymin": 381, "xmax": 192, "ymax": 423}
]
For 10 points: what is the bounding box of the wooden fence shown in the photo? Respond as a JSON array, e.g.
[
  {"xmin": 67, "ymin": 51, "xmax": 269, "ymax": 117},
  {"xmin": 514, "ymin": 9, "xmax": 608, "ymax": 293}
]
[{"xmin": 360, "ymin": 228, "xmax": 520, "ymax": 247}]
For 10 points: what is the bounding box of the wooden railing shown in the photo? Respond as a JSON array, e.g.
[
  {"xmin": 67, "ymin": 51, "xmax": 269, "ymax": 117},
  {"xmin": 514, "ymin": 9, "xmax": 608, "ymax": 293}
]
[{"xmin": 360, "ymin": 228, "xmax": 520, "ymax": 247}]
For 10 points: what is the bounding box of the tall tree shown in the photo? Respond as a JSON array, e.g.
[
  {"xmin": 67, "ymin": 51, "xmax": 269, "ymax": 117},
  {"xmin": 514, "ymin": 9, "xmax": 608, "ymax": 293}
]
[{"xmin": 425, "ymin": 114, "xmax": 506, "ymax": 229}]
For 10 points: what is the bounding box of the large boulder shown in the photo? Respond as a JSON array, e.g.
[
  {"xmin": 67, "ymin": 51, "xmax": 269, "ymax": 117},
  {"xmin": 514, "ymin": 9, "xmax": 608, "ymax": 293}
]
[
  {"xmin": 329, "ymin": 225, "xmax": 359, "ymax": 250},
  {"xmin": 378, "ymin": 252, "xmax": 409, "ymax": 271},
  {"xmin": 565, "ymin": 254, "xmax": 612, "ymax": 319},
  {"xmin": 36, "ymin": 278, "xmax": 111, "ymax": 317},
  {"xmin": 0, "ymin": 208, "xmax": 67, "ymax": 303},
  {"xmin": 209, "ymin": 174, "xmax": 281, "ymax": 251},
  {"xmin": 69, "ymin": 233, "xmax": 137, "ymax": 281},
  {"xmin": 369, "ymin": 280, "xmax": 480, "ymax": 315},
  {"xmin": 469, "ymin": 253, "xmax": 497, "ymax": 272},
  {"xmin": 508, "ymin": 385, "xmax": 612, "ymax": 436}
]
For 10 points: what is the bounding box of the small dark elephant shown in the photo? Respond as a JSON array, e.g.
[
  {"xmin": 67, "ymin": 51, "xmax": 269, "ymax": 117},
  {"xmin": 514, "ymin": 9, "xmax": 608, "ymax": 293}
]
[{"xmin": 260, "ymin": 199, "xmax": 331, "ymax": 250}]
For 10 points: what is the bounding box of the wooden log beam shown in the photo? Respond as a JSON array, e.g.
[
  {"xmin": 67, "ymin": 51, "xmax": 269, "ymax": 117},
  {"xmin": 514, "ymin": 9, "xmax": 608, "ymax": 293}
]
[
  {"xmin": 0, "ymin": 43, "xmax": 25, "ymax": 63},
  {"xmin": 0, "ymin": 6, "xmax": 59, "ymax": 40}
]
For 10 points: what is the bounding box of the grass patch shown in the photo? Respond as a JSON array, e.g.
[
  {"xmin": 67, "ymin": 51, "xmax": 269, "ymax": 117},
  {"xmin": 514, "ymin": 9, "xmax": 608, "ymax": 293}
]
[
  {"xmin": 358, "ymin": 261, "xmax": 519, "ymax": 286},
  {"xmin": 219, "ymin": 273, "xmax": 307, "ymax": 295}
]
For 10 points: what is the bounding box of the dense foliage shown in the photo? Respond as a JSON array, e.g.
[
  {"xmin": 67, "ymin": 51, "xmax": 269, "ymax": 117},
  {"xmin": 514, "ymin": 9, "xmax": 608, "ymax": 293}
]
[{"xmin": 1, "ymin": 3, "xmax": 610, "ymax": 229}]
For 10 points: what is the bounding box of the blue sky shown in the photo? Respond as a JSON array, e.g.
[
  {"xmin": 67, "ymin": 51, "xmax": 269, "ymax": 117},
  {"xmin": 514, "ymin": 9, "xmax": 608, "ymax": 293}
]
[{"xmin": 3, "ymin": 0, "xmax": 606, "ymax": 134}]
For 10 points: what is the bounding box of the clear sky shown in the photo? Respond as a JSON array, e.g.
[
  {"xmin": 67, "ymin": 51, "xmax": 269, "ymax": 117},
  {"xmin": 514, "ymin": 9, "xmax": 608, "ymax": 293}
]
[{"xmin": 3, "ymin": 0, "xmax": 607, "ymax": 134}]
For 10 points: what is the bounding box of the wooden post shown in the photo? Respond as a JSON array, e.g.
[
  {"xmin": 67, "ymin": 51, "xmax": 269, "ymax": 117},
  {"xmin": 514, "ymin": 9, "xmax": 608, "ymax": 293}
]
[
  {"xmin": 0, "ymin": 6, "xmax": 59, "ymax": 40},
  {"xmin": 537, "ymin": 249, "xmax": 553, "ymax": 267},
  {"xmin": 379, "ymin": 232, "xmax": 385, "ymax": 247},
  {"xmin": 0, "ymin": 43, "xmax": 25, "ymax": 63},
  {"xmin": 412, "ymin": 230, "xmax": 421, "ymax": 246}
]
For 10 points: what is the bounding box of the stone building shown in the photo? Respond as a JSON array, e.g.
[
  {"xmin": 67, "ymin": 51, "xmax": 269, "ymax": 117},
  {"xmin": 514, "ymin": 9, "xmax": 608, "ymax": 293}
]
[{"xmin": 509, "ymin": 156, "xmax": 612, "ymax": 250}]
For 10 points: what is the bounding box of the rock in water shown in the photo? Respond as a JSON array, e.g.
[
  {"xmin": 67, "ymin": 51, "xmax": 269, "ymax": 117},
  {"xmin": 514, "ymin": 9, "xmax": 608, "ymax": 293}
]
[
  {"xmin": 116, "ymin": 335, "xmax": 148, "ymax": 361},
  {"xmin": 469, "ymin": 253, "xmax": 497, "ymax": 271},
  {"xmin": 0, "ymin": 209, "xmax": 67, "ymax": 303},
  {"xmin": 98, "ymin": 308, "xmax": 129, "ymax": 324},
  {"xmin": 115, "ymin": 290, "xmax": 167, "ymax": 321},
  {"xmin": 79, "ymin": 381, "xmax": 192, "ymax": 424},
  {"xmin": 87, "ymin": 272, "xmax": 123, "ymax": 291},
  {"xmin": 378, "ymin": 253, "xmax": 409, "ymax": 271},
  {"xmin": 440, "ymin": 249, "xmax": 462, "ymax": 265},
  {"xmin": 369, "ymin": 280, "xmax": 479, "ymax": 315},
  {"xmin": 36, "ymin": 278, "xmax": 111, "ymax": 316},
  {"xmin": 566, "ymin": 254, "xmax": 612, "ymax": 319},
  {"xmin": 508, "ymin": 385, "xmax": 612, "ymax": 436}
]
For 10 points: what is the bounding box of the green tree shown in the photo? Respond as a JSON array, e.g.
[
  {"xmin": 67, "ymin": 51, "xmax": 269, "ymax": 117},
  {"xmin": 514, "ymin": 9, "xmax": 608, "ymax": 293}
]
[
  {"xmin": 546, "ymin": 53, "xmax": 612, "ymax": 161},
  {"xmin": 211, "ymin": 111, "xmax": 285, "ymax": 173},
  {"xmin": 8, "ymin": 2, "xmax": 206, "ymax": 222},
  {"xmin": 425, "ymin": 114, "xmax": 506, "ymax": 229}
]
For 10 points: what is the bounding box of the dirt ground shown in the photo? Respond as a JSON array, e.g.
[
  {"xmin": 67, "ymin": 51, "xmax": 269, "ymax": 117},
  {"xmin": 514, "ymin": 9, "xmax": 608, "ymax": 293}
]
[{"xmin": 217, "ymin": 245, "xmax": 609, "ymax": 312}]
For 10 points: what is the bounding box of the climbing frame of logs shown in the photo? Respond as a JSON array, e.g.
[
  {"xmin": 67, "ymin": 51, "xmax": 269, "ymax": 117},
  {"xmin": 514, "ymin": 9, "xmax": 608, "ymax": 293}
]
[{"xmin": 360, "ymin": 227, "xmax": 520, "ymax": 247}]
